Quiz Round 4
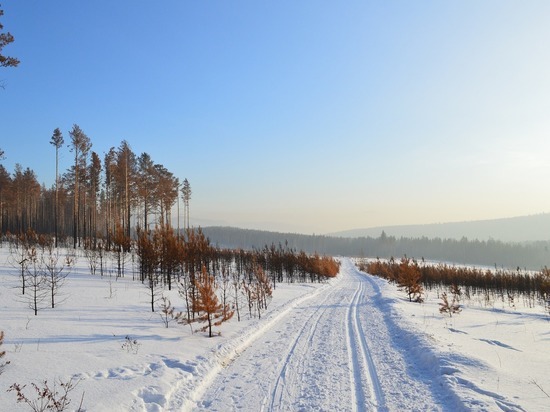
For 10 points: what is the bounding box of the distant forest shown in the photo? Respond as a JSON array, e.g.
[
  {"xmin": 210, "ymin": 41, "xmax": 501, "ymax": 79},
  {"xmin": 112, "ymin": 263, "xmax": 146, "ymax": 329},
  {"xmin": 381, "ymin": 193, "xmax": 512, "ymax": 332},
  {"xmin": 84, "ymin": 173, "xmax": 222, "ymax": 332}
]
[
  {"xmin": 331, "ymin": 213, "xmax": 550, "ymax": 243},
  {"xmin": 202, "ymin": 227, "xmax": 550, "ymax": 271}
]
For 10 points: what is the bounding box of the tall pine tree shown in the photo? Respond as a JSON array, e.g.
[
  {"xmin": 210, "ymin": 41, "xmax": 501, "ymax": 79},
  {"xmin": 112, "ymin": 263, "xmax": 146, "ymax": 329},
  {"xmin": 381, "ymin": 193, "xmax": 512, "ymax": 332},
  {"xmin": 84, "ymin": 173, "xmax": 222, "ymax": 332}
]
[
  {"xmin": 50, "ymin": 128, "xmax": 64, "ymax": 247},
  {"xmin": 68, "ymin": 124, "xmax": 91, "ymax": 249}
]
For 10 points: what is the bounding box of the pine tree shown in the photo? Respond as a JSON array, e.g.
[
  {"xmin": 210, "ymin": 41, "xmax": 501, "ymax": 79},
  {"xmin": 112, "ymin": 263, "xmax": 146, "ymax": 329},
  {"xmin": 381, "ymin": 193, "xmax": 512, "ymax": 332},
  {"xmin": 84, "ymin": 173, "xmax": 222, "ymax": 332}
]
[
  {"xmin": 50, "ymin": 128, "xmax": 64, "ymax": 248},
  {"xmin": 137, "ymin": 152, "xmax": 157, "ymax": 231},
  {"xmin": 115, "ymin": 141, "xmax": 136, "ymax": 243},
  {"xmin": 0, "ymin": 6, "xmax": 19, "ymax": 68},
  {"xmin": 0, "ymin": 163, "xmax": 9, "ymax": 234},
  {"xmin": 154, "ymin": 164, "xmax": 178, "ymax": 226},
  {"xmin": 189, "ymin": 266, "xmax": 234, "ymax": 337},
  {"xmin": 68, "ymin": 125, "xmax": 91, "ymax": 249},
  {"xmin": 158, "ymin": 296, "xmax": 176, "ymax": 328},
  {"xmin": 88, "ymin": 152, "xmax": 101, "ymax": 246},
  {"xmin": 439, "ymin": 284, "xmax": 462, "ymax": 317},
  {"xmin": 397, "ymin": 257, "xmax": 424, "ymax": 303},
  {"xmin": 181, "ymin": 179, "xmax": 192, "ymax": 230},
  {"xmin": 136, "ymin": 228, "xmax": 160, "ymax": 311}
]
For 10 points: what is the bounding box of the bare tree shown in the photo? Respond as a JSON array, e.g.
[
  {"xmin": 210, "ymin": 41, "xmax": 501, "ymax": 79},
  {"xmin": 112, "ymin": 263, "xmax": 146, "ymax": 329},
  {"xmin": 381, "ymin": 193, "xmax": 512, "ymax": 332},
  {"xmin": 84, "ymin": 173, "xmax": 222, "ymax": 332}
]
[
  {"xmin": 9, "ymin": 231, "xmax": 32, "ymax": 295},
  {"xmin": 23, "ymin": 247, "xmax": 49, "ymax": 316},
  {"xmin": 232, "ymin": 261, "xmax": 243, "ymax": 322},
  {"xmin": 83, "ymin": 240, "xmax": 99, "ymax": 275},
  {"xmin": 158, "ymin": 296, "xmax": 176, "ymax": 328},
  {"xmin": 219, "ymin": 261, "xmax": 232, "ymax": 320},
  {"xmin": 42, "ymin": 243, "xmax": 72, "ymax": 308},
  {"xmin": 8, "ymin": 378, "xmax": 84, "ymax": 412}
]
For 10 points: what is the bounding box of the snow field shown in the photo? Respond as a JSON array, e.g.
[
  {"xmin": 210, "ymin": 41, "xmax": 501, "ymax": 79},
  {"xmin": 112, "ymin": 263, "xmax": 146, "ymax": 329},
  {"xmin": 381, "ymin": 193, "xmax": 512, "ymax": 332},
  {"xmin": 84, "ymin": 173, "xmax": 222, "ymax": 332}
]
[
  {"xmin": 1, "ymin": 245, "xmax": 549, "ymax": 411},
  {"xmin": 367, "ymin": 261, "xmax": 549, "ymax": 411},
  {"xmin": 0, "ymin": 246, "xmax": 328, "ymax": 411}
]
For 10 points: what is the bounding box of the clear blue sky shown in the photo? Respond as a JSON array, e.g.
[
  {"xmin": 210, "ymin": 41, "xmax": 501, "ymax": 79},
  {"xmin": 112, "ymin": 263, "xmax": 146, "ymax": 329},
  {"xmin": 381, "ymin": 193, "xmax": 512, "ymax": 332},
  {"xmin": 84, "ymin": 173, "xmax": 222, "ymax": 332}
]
[{"xmin": 1, "ymin": 1, "xmax": 550, "ymax": 234}]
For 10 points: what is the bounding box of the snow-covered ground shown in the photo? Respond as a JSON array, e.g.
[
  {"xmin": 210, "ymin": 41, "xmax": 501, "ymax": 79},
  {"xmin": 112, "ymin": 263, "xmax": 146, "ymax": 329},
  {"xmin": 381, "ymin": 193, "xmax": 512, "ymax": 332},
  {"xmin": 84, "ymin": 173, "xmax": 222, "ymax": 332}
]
[{"xmin": 0, "ymin": 246, "xmax": 548, "ymax": 411}]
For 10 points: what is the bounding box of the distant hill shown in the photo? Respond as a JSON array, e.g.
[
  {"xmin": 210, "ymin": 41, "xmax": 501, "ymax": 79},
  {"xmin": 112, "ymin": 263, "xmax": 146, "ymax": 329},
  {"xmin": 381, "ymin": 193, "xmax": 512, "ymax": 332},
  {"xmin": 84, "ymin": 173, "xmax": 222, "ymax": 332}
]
[{"xmin": 330, "ymin": 213, "xmax": 550, "ymax": 243}]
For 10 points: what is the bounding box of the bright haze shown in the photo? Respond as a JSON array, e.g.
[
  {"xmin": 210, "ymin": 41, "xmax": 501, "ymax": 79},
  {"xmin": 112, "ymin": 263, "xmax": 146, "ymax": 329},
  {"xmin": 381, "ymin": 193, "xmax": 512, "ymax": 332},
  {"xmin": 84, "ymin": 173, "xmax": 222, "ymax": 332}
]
[{"xmin": 1, "ymin": 1, "xmax": 550, "ymax": 234}]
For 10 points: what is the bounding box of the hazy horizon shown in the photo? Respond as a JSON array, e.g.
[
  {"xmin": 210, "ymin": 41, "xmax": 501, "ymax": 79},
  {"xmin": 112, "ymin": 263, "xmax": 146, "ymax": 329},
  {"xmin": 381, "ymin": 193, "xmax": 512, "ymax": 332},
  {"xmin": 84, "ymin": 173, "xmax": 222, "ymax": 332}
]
[{"xmin": 2, "ymin": 1, "xmax": 550, "ymax": 234}]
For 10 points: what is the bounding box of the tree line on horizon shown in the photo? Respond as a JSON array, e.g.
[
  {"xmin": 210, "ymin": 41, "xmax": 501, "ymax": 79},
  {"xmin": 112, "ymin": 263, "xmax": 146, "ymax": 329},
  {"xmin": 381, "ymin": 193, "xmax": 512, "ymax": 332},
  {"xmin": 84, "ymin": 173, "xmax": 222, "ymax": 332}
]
[
  {"xmin": 0, "ymin": 126, "xmax": 192, "ymax": 249},
  {"xmin": 201, "ymin": 226, "xmax": 550, "ymax": 271}
]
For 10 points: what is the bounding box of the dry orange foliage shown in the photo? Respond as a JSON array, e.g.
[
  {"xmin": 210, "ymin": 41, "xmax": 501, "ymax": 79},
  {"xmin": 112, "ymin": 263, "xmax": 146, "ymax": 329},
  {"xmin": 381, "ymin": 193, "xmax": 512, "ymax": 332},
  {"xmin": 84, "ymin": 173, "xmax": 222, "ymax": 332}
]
[{"xmin": 191, "ymin": 266, "xmax": 234, "ymax": 337}]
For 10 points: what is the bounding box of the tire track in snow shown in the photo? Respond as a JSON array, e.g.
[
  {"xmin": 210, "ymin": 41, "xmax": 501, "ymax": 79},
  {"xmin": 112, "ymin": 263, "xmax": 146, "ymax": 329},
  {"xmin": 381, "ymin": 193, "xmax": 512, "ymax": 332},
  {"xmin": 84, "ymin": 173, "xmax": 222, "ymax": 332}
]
[
  {"xmin": 178, "ymin": 278, "xmax": 338, "ymax": 411},
  {"xmin": 192, "ymin": 276, "xmax": 351, "ymax": 412},
  {"xmin": 267, "ymin": 285, "xmax": 339, "ymax": 411},
  {"xmin": 346, "ymin": 269, "xmax": 386, "ymax": 411}
]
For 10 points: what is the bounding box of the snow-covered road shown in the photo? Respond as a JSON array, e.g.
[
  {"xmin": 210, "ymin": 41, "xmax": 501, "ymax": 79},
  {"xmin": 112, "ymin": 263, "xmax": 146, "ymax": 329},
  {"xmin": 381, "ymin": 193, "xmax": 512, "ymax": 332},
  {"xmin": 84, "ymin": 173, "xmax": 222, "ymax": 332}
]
[{"xmin": 191, "ymin": 259, "xmax": 455, "ymax": 411}]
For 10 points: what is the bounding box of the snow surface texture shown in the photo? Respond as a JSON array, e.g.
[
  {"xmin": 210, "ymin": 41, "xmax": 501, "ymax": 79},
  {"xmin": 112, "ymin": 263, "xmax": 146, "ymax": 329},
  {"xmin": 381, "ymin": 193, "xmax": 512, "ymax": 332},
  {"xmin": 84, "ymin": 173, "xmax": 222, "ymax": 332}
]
[{"xmin": 0, "ymin": 247, "xmax": 548, "ymax": 411}]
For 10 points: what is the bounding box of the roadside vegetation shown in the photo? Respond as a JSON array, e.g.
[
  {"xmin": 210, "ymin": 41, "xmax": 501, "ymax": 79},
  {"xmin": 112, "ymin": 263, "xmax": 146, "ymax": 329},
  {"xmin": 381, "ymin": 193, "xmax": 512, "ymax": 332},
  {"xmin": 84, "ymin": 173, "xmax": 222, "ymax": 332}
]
[{"xmin": 358, "ymin": 257, "xmax": 550, "ymax": 313}]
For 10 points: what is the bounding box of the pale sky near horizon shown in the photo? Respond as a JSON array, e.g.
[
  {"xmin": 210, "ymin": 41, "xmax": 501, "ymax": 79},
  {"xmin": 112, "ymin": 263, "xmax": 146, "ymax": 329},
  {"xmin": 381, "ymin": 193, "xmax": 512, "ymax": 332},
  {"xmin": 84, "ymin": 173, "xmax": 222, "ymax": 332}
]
[{"xmin": 1, "ymin": 1, "xmax": 550, "ymax": 234}]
